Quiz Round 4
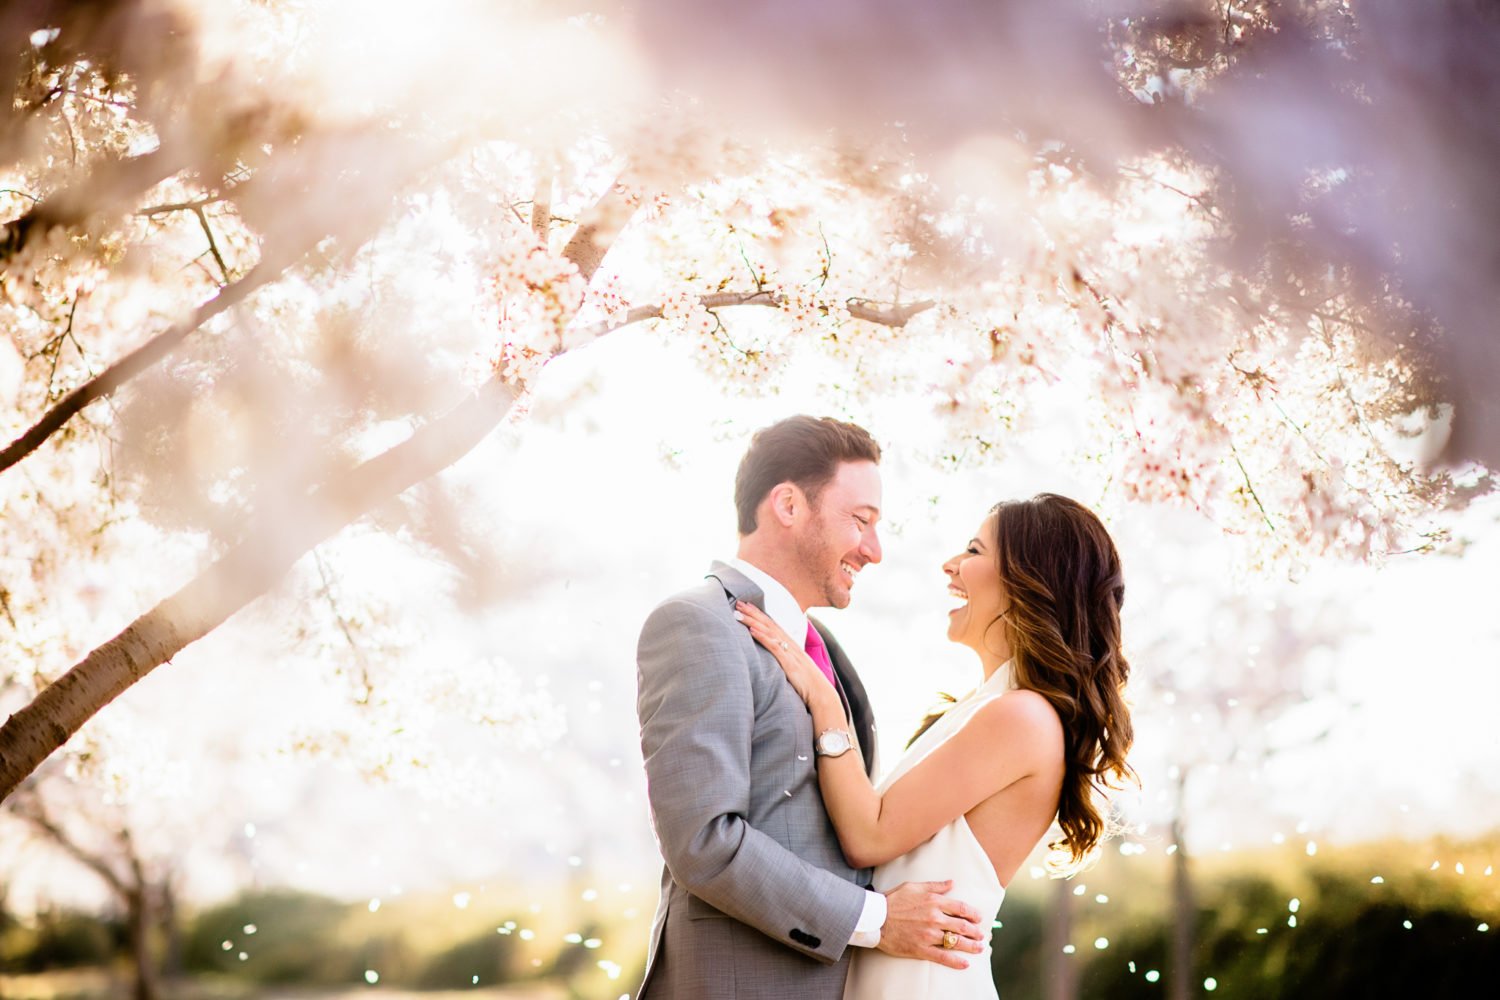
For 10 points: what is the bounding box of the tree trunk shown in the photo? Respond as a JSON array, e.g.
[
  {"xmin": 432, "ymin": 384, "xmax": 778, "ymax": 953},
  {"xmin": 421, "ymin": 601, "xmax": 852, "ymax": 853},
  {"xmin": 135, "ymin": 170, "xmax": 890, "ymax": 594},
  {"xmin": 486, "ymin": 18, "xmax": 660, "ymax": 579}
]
[
  {"xmin": 1043, "ymin": 876, "xmax": 1077, "ymax": 1000},
  {"xmin": 159, "ymin": 879, "xmax": 182, "ymax": 983},
  {"xmin": 0, "ymin": 377, "xmax": 518, "ymax": 801},
  {"xmin": 1170, "ymin": 772, "xmax": 1195, "ymax": 1000},
  {"xmin": 126, "ymin": 886, "xmax": 159, "ymax": 1000}
]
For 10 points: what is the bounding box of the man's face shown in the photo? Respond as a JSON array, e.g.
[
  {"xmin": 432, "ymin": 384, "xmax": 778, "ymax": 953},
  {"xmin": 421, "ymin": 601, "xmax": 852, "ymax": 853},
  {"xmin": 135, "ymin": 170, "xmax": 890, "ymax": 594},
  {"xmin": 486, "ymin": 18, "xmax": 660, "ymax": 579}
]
[{"xmin": 791, "ymin": 460, "xmax": 883, "ymax": 609}]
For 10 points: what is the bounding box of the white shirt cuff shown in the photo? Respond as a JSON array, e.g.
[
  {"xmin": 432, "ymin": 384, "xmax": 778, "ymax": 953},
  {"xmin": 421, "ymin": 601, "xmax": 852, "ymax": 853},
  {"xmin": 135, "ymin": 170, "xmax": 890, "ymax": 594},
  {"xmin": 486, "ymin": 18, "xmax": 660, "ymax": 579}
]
[{"xmin": 848, "ymin": 888, "xmax": 886, "ymax": 948}]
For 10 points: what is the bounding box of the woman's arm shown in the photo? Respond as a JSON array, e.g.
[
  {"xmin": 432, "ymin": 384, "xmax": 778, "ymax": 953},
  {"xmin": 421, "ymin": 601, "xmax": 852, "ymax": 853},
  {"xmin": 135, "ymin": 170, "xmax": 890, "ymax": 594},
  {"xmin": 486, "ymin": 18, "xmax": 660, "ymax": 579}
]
[{"xmin": 737, "ymin": 601, "xmax": 1064, "ymax": 869}]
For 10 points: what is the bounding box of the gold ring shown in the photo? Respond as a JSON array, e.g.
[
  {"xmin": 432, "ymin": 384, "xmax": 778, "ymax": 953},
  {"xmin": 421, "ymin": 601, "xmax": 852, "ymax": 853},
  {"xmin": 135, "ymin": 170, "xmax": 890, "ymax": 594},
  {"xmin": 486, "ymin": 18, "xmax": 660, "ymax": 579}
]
[{"xmin": 941, "ymin": 930, "xmax": 958, "ymax": 950}]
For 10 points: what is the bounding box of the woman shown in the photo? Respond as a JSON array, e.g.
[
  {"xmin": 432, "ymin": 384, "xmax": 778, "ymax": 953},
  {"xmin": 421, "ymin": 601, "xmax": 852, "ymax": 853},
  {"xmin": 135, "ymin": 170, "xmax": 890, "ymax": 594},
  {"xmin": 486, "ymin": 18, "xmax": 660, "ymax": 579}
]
[{"xmin": 735, "ymin": 493, "xmax": 1136, "ymax": 999}]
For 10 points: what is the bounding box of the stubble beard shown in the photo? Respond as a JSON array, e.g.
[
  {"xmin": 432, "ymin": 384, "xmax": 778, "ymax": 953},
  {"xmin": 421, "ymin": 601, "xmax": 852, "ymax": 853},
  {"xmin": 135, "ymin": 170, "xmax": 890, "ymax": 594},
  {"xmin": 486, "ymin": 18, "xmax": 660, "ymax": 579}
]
[{"xmin": 794, "ymin": 525, "xmax": 850, "ymax": 610}]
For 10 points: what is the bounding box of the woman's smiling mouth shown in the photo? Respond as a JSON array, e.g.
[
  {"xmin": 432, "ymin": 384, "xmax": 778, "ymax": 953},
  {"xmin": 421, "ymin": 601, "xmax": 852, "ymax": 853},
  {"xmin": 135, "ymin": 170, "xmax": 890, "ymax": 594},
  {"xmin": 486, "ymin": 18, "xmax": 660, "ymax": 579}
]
[{"xmin": 948, "ymin": 584, "xmax": 968, "ymax": 614}]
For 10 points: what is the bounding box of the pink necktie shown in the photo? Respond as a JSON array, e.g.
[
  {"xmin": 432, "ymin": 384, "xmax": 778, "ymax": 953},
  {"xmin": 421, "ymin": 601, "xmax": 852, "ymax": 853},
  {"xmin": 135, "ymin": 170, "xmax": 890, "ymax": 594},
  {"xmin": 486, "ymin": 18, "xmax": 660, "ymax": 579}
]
[{"xmin": 804, "ymin": 621, "xmax": 839, "ymax": 691}]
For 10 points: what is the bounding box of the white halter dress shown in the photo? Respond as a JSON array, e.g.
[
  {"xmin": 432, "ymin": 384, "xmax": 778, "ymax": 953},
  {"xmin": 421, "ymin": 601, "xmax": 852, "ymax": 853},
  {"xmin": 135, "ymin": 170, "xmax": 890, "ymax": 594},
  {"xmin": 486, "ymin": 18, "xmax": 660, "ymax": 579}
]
[{"xmin": 842, "ymin": 662, "xmax": 1015, "ymax": 1000}]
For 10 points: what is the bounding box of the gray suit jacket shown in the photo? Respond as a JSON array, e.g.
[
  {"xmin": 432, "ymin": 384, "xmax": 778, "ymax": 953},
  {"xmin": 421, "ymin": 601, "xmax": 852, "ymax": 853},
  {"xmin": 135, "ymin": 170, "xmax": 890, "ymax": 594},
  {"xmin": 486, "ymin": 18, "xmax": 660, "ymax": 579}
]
[{"xmin": 635, "ymin": 562, "xmax": 878, "ymax": 999}]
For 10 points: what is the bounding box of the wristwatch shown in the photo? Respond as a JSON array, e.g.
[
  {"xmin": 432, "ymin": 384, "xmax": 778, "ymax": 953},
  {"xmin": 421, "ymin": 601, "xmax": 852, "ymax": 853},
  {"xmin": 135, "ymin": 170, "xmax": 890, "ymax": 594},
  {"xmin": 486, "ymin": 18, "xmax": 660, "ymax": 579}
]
[{"xmin": 815, "ymin": 728, "xmax": 855, "ymax": 758}]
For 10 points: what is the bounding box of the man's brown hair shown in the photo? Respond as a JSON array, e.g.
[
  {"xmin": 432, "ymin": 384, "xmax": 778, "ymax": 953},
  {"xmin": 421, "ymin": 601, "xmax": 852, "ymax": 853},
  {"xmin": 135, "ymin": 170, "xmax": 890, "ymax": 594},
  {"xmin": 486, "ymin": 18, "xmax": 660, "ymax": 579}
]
[{"xmin": 733, "ymin": 416, "xmax": 881, "ymax": 535}]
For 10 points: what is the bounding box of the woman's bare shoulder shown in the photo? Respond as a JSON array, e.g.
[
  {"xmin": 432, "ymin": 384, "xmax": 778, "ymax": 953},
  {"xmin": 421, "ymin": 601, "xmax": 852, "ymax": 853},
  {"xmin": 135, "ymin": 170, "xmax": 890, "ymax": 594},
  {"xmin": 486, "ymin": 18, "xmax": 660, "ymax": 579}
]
[{"xmin": 969, "ymin": 688, "xmax": 1065, "ymax": 753}]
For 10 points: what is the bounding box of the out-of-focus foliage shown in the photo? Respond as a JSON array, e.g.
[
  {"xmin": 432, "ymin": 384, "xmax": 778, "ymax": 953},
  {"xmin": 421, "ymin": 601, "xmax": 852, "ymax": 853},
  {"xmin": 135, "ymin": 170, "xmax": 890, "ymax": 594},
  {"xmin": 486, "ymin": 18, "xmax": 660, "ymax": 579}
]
[
  {"xmin": 0, "ymin": 907, "xmax": 122, "ymax": 973},
  {"xmin": 182, "ymin": 890, "xmax": 352, "ymax": 985},
  {"xmin": 178, "ymin": 885, "xmax": 637, "ymax": 995},
  {"xmin": 4, "ymin": 838, "xmax": 1496, "ymax": 1000},
  {"xmin": 990, "ymin": 836, "xmax": 1500, "ymax": 999}
]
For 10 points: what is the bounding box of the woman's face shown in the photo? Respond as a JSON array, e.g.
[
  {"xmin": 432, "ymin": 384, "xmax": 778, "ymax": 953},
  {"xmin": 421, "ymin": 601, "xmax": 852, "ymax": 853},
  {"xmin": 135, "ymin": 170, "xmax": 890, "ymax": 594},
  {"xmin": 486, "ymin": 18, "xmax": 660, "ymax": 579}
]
[{"xmin": 943, "ymin": 513, "xmax": 1010, "ymax": 659}]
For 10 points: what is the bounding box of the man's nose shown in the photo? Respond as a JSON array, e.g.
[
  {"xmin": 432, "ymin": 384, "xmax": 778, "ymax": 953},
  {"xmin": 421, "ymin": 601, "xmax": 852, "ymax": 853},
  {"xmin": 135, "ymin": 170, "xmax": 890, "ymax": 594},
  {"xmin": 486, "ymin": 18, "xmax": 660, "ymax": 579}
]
[{"xmin": 863, "ymin": 527, "xmax": 883, "ymax": 565}]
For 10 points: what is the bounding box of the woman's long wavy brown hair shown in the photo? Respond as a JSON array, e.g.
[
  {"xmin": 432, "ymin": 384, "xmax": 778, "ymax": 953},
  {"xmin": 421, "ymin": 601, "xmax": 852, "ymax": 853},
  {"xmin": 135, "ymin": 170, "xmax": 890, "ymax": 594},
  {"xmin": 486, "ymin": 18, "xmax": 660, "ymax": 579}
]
[{"xmin": 911, "ymin": 493, "xmax": 1136, "ymax": 872}]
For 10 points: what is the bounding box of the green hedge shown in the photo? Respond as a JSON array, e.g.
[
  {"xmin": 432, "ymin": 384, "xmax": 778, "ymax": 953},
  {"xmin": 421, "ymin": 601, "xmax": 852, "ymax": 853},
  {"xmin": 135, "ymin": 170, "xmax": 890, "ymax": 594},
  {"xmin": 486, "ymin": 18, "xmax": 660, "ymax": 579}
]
[
  {"xmin": 0, "ymin": 909, "xmax": 122, "ymax": 973},
  {"xmin": 988, "ymin": 864, "xmax": 1500, "ymax": 999},
  {"xmin": 180, "ymin": 889, "xmax": 528, "ymax": 989},
  {"xmin": 415, "ymin": 926, "xmax": 519, "ymax": 989},
  {"xmin": 182, "ymin": 889, "xmax": 353, "ymax": 984}
]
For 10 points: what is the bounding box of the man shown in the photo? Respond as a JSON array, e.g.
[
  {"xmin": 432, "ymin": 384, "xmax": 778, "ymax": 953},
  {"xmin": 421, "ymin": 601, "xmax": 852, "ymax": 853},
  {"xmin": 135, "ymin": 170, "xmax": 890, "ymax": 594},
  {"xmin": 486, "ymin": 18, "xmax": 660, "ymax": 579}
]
[{"xmin": 635, "ymin": 415, "xmax": 985, "ymax": 999}]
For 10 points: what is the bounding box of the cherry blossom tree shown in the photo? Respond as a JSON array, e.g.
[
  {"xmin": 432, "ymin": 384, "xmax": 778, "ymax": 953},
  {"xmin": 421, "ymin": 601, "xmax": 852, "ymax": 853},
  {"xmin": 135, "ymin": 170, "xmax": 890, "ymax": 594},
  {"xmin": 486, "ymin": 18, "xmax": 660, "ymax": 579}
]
[
  {"xmin": 1, "ymin": 0, "xmax": 1493, "ymax": 811},
  {"xmin": 5, "ymin": 764, "xmax": 182, "ymax": 1000}
]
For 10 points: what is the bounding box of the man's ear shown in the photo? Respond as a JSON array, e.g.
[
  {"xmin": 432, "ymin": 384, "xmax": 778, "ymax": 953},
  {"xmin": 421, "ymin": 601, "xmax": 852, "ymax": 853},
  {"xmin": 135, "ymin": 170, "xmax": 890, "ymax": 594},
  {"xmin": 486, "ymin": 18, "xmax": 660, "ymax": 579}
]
[{"xmin": 767, "ymin": 481, "xmax": 800, "ymax": 528}]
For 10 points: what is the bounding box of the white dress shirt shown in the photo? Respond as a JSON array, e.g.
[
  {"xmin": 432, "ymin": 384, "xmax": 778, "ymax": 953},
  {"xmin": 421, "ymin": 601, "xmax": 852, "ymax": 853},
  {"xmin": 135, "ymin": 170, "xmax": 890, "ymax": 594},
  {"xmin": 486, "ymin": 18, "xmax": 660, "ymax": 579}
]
[{"xmin": 728, "ymin": 557, "xmax": 887, "ymax": 948}]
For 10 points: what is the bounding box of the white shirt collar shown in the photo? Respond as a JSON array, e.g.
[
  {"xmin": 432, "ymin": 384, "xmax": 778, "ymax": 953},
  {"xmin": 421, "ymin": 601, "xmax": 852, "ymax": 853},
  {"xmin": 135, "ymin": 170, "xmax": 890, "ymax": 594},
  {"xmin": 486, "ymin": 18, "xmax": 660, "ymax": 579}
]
[{"xmin": 728, "ymin": 557, "xmax": 809, "ymax": 646}]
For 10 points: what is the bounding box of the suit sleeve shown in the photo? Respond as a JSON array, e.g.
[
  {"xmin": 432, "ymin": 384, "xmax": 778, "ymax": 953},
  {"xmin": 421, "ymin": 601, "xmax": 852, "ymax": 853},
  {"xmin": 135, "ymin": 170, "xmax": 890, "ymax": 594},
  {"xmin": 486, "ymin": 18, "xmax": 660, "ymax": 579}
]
[{"xmin": 636, "ymin": 599, "xmax": 867, "ymax": 964}]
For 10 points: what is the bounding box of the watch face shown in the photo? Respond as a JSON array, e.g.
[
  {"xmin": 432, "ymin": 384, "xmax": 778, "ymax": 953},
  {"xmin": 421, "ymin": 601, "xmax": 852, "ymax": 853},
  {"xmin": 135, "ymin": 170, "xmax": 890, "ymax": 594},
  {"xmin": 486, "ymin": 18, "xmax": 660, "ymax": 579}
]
[{"xmin": 817, "ymin": 730, "xmax": 852, "ymax": 755}]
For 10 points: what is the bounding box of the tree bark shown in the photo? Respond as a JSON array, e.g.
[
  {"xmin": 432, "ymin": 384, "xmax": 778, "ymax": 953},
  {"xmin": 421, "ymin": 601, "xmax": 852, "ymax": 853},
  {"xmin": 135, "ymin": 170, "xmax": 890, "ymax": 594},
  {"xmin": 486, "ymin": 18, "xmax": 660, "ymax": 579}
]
[
  {"xmin": 126, "ymin": 884, "xmax": 159, "ymax": 1000},
  {"xmin": 1170, "ymin": 770, "xmax": 1196, "ymax": 1000},
  {"xmin": 159, "ymin": 877, "xmax": 182, "ymax": 983},
  {"xmin": 0, "ymin": 377, "xmax": 518, "ymax": 801},
  {"xmin": 561, "ymin": 175, "xmax": 637, "ymax": 284},
  {"xmin": 531, "ymin": 158, "xmax": 554, "ymax": 241},
  {"xmin": 1043, "ymin": 876, "xmax": 1077, "ymax": 1000}
]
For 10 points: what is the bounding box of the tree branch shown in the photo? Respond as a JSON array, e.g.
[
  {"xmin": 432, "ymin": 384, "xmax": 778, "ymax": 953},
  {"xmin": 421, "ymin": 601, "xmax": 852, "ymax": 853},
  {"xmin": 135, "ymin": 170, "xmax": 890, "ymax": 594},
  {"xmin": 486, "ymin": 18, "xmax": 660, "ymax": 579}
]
[
  {"xmin": 563, "ymin": 290, "xmax": 936, "ymax": 348},
  {"xmin": 0, "ymin": 149, "xmax": 182, "ymax": 271},
  {"xmin": 0, "ymin": 128, "xmax": 446, "ymax": 477},
  {"xmin": 560, "ymin": 176, "xmax": 638, "ymax": 284},
  {"xmin": 846, "ymin": 298, "xmax": 938, "ymax": 327},
  {"xmin": 135, "ymin": 196, "xmax": 228, "ymax": 217},
  {"xmin": 9, "ymin": 789, "xmax": 130, "ymax": 898},
  {"xmin": 312, "ymin": 550, "xmax": 375, "ymax": 705},
  {"xmin": 192, "ymin": 204, "xmax": 229, "ymax": 285},
  {"xmin": 0, "ymin": 260, "xmax": 275, "ymax": 476},
  {"xmin": 0, "ymin": 377, "xmax": 520, "ymax": 802},
  {"xmin": 530, "ymin": 159, "xmax": 554, "ymax": 242},
  {"xmin": 1228, "ymin": 438, "xmax": 1277, "ymax": 535}
]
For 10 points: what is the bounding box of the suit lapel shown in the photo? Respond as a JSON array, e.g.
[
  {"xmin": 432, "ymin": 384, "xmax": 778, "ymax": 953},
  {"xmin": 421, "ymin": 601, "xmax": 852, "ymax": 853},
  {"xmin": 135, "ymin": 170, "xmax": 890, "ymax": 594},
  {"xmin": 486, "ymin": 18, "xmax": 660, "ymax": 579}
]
[
  {"xmin": 706, "ymin": 561, "xmax": 766, "ymax": 613},
  {"xmin": 811, "ymin": 618, "xmax": 877, "ymax": 778}
]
